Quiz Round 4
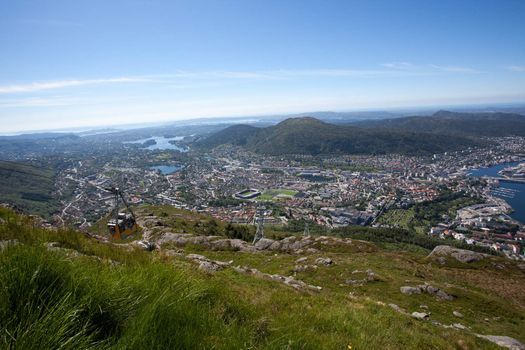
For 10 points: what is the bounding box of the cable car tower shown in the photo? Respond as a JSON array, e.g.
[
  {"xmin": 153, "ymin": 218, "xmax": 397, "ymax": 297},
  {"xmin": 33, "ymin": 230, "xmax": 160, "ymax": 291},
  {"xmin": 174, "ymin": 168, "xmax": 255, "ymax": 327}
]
[
  {"xmin": 105, "ymin": 186, "xmax": 138, "ymax": 240},
  {"xmin": 253, "ymin": 206, "xmax": 265, "ymax": 244}
]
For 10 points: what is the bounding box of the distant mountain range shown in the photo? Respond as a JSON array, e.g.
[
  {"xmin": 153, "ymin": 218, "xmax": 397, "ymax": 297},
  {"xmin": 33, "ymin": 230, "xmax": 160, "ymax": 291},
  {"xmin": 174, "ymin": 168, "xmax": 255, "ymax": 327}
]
[
  {"xmin": 197, "ymin": 116, "xmax": 483, "ymax": 156},
  {"xmin": 353, "ymin": 110, "xmax": 525, "ymax": 137}
]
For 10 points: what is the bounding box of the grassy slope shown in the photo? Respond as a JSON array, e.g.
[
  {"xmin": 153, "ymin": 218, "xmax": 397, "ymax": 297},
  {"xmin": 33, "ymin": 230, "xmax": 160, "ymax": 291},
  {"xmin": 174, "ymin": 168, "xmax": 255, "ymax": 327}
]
[
  {"xmin": 0, "ymin": 160, "xmax": 58, "ymax": 217},
  {"xmin": 2, "ymin": 206, "xmax": 524, "ymax": 349}
]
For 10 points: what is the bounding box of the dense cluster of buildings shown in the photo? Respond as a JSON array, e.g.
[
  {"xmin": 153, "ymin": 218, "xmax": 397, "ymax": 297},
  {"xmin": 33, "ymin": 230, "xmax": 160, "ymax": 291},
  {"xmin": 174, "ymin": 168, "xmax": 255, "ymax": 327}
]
[{"xmin": 38, "ymin": 133, "xmax": 524, "ymax": 259}]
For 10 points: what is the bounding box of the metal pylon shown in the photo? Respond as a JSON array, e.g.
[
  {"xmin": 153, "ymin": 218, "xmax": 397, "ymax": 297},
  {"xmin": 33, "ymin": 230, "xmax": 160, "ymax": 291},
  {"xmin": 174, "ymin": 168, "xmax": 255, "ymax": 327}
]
[{"xmin": 253, "ymin": 207, "xmax": 265, "ymax": 244}]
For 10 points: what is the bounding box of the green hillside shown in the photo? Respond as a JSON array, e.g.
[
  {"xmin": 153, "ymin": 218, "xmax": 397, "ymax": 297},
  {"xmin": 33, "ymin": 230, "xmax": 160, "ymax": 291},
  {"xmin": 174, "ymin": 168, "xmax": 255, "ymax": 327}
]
[
  {"xmin": 0, "ymin": 160, "xmax": 58, "ymax": 217},
  {"xmin": 198, "ymin": 117, "xmax": 481, "ymax": 155},
  {"xmin": 1, "ymin": 206, "xmax": 524, "ymax": 349},
  {"xmin": 355, "ymin": 110, "xmax": 525, "ymax": 137}
]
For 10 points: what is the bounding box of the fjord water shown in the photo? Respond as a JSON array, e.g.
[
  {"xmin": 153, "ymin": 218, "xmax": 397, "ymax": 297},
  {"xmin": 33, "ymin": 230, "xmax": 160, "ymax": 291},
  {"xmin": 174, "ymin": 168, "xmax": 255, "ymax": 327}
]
[
  {"xmin": 149, "ymin": 165, "xmax": 183, "ymax": 175},
  {"xmin": 125, "ymin": 136, "xmax": 188, "ymax": 152},
  {"xmin": 469, "ymin": 161, "xmax": 525, "ymax": 223}
]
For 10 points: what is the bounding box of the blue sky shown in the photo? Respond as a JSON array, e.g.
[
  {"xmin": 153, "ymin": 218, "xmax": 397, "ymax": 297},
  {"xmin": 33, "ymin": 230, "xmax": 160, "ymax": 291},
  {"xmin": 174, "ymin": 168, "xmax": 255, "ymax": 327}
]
[{"xmin": 1, "ymin": 0, "xmax": 524, "ymax": 133}]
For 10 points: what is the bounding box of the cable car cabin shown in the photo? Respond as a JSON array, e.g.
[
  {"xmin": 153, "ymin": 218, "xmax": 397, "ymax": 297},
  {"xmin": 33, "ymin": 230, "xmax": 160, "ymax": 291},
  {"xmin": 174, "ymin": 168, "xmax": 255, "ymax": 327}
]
[{"xmin": 107, "ymin": 212, "xmax": 138, "ymax": 240}]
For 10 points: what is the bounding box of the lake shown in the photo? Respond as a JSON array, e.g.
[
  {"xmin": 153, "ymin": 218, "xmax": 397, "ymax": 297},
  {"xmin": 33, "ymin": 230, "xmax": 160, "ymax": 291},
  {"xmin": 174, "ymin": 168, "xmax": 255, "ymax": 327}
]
[
  {"xmin": 149, "ymin": 165, "xmax": 184, "ymax": 175},
  {"xmin": 124, "ymin": 136, "xmax": 188, "ymax": 152},
  {"xmin": 469, "ymin": 161, "xmax": 524, "ymax": 223}
]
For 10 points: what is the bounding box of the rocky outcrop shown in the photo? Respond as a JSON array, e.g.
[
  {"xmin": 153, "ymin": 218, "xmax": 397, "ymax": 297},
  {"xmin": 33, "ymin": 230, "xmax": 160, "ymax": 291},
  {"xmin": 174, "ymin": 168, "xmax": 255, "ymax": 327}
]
[
  {"xmin": 233, "ymin": 265, "xmax": 322, "ymax": 293},
  {"xmin": 476, "ymin": 335, "xmax": 525, "ymax": 350},
  {"xmin": 155, "ymin": 233, "xmax": 355, "ymax": 254},
  {"xmin": 185, "ymin": 253, "xmax": 232, "ymax": 273},
  {"xmin": 345, "ymin": 269, "xmax": 380, "ymax": 286},
  {"xmin": 254, "ymin": 238, "xmax": 275, "ymax": 250},
  {"xmin": 428, "ymin": 245, "xmax": 489, "ymax": 263},
  {"xmin": 315, "ymin": 257, "xmax": 334, "ymax": 266},
  {"xmin": 400, "ymin": 283, "xmax": 455, "ymax": 300},
  {"xmin": 400, "ymin": 286, "xmax": 421, "ymax": 295}
]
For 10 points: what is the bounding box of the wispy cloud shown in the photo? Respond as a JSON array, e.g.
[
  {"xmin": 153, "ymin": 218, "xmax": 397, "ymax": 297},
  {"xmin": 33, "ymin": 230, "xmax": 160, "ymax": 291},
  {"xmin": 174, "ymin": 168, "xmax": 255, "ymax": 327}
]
[
  {"xmin": 381, "ymin": 62, "xmax": 415, "ymax": 70},
  {"xmin": 0, "ymin": 77, "xmax": 150, "ymax": 94},
  {"xmin": 0, "ymin": 63, "xmax": 483, "ymax": 95},
  {"xmin": 147, "ymin": 68, "xmax": 420, "ymax": 81},
  {"xmin": 382, "ymin": 62, "xmax": 479, "ymax": 74},
  {"xmin": 429, "ymin": 64, "xmax": 479, "ymax": 73},
  {"xmin": 506, "ymin": 65, "xmax": 525, "ymax": 72}
]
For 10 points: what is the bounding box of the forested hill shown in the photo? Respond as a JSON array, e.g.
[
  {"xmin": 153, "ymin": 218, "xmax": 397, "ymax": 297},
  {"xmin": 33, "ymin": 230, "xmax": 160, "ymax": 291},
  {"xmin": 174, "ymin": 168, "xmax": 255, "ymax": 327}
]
[
  {"xmin": 354, "ymin": 110, "xmax": 525, "ymax": 137},
  {"xmin": 197, "ymin": 117, "xmax": 481, "ymax": 156}
]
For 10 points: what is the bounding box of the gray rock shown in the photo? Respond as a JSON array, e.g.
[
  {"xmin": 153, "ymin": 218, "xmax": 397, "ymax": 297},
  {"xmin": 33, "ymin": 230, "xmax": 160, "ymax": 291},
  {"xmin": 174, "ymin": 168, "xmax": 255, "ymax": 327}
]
[
  {"xmin": 411, "ymin": 312, "xmax": 430, "ymax": 320},
  {"xmin": 295, "ymin": 257, "xmax": 308, "ymax": 264},
  {"xmin": 281, "ymin": 236, "xmax": 297, "ymax": 244},
  {"xmin": 187, "ymin": 254, "xmax": 232, "ymax": 273},
  {"xmin": 230, "ymin": 239, "xmax": 255, "ymax": 252},
  {"xmin": 305, "ymin": 248, "xmax": 319, "ymax": 254},
  {"xmin": 476, "ymin": 335, "xmax": 525, "ymax": 350},
  {"xmin": 163, "ymin": 249, "xmax": 184, "ymax": 257},
  {"xmin": 234, "ymin": 265, "xmax": 322, "ymax": 292},
  {"xmin": 415, "ymin": 283, "xmax": 455, "ymax": 300},
  {"xmin": 345, "ymin": 279, "xmax": 364, "ymax": 286},
  {"xmin": 453, "ymin": 323, "xmax": 467, "ymax": 330},
  {"xmin": 315, "ymin": 257, "xmax": 334, "ymax": 266},
  {"xmin": 132, "ymin": 240, "xmax": 155, "ymax": 251},
  {"xmin": 428, "ymin": 245, "xmax": 489, "ymax": 263},
  {"xmin": 186, "ymin": 253, "xmax": 208, "ymax": 261},
  {"xmin": 254, "ymin": 238, "xmax": 275, "ymax": 250},
  {"xmin": 400, "ymin": 286, "xmax": 422, "ymax": 295},
  {"xmin": 435, "ymin": 289, "xmax": 455, "ymax": 301},
  {"xmin": 268, "ymin": 241, "xmax": 282, "ymax": 251},
  {"xmin": 198, "ymin": 261, "xmax": 224, "ymax": 273},
  {"xmin": 453, "ymin": 310, "xmax": 464, "ymax": 318}
]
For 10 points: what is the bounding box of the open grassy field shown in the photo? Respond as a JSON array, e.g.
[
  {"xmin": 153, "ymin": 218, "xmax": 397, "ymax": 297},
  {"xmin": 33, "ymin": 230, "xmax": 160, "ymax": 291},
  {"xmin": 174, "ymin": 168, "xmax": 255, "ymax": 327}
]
[
  {"xmin": 258, "ymin": 189, "xmax": 298, "ymax": 202},
  {"xmin": 1, "ymin": 205, "xmax": 524, "ymax": 349}
]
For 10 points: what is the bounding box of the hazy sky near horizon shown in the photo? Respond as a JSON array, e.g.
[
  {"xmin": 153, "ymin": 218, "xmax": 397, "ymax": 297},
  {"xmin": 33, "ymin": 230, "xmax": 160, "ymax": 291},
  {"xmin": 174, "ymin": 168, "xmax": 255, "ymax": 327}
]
[{"xmin": 1, "ymin": 0, "xmax": 525, "ymax": 133}]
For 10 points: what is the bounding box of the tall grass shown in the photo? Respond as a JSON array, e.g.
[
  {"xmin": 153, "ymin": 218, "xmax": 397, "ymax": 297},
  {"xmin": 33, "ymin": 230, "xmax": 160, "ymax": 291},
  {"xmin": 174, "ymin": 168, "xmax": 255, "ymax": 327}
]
[
  {"xmin": 0, "ymin": 206, "xmax": 255, "ymax": 350},
  {"xmin": 0, "ymin": 243, "xmax": 255, "ymax": 349}
]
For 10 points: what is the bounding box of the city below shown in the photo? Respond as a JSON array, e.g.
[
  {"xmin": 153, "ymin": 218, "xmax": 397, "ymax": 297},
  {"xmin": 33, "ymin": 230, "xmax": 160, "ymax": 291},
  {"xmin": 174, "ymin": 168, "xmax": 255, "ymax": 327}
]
[{"xmin": 2, "ymin": 110, "xmax": 524, "ymax": 260}]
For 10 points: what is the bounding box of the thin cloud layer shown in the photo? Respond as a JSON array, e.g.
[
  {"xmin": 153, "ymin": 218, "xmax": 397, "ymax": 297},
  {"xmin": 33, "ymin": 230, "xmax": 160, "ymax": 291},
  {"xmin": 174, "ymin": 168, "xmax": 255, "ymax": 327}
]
[
  {"xmin": 0, "ymin": 64, "xmax": 483, "ymax": 95},
  {"xmin": 0, "ymin": 77, "xmax": 150, "ymax": 94}
]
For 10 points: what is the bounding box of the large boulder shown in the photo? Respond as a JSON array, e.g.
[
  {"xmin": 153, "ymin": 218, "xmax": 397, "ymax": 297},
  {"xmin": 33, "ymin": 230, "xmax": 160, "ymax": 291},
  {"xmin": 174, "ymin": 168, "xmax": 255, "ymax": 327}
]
[
  {"xmin": 400, "ymin": 286, "xmax": 421, "ymax": 295},
  {"xmin": 400, "ymin": 283, "xmax": 454, "ymax": 300},
  {"xmin": 428, "ymin": 245, "xmax": 489, "ymax": 263},
  {"xmin": 254, "ymin": 238, "xmax": 275, "ymax": 250}
]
